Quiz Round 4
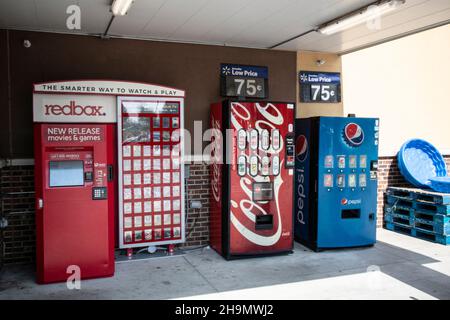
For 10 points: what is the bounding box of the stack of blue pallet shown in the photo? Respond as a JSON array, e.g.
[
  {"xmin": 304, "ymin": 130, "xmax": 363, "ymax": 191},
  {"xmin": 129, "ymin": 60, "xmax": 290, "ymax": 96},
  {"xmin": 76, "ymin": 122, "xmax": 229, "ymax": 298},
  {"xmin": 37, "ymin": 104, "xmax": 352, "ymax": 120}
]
[
  {"xmin": 385, "ymin": 139, "xmax": 450, "ymax": 245},
  {"xmin": 385, "ymin": 187, "xmax": 450, "ymax": 245}
]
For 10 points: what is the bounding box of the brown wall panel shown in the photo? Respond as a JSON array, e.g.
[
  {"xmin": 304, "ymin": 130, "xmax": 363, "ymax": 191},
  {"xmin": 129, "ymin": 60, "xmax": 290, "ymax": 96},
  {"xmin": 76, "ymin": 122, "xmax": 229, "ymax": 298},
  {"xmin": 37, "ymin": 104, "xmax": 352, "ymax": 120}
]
[
  {"xmin": 0, "ymin": 30, "xmax": 10, "ymax": 157},
  {"xmin": 0, "ymin": 30, "xmax": 296, "ymax": 158}
]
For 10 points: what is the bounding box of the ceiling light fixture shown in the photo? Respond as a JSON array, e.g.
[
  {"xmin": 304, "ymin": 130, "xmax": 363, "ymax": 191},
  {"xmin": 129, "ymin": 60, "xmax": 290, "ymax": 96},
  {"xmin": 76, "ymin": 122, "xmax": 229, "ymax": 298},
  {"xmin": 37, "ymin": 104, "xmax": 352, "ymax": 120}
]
[
  {"xmin": 111, "ymin": 0, "xmax": 134, "ymax": 16},
  {"xmin": 317, "ymin": 0, "xmax": 405, "ymax": 36}
]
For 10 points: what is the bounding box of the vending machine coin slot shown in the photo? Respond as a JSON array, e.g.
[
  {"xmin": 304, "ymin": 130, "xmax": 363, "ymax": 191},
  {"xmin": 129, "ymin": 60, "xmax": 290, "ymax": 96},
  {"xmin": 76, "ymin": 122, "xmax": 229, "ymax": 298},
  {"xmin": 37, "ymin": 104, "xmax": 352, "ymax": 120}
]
[
  {"xmin": 255, "ymin": 214, "xmax": 274, "ymax": 230},
  {"xmin": 370, "ymin": 160, "xmax": 378, "ymax": 180},
  {"xmin": 370, "ymin": 160, "xmax": 378, "ymax": 170}
]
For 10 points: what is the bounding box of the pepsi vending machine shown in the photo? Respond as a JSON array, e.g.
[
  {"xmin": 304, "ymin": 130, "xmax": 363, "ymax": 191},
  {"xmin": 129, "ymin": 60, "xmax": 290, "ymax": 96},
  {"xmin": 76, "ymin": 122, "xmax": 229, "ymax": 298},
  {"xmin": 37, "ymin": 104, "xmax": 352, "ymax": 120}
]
[
  {"xmin": 294, "ymin": 117, "xmax": 379, "ymax": 251},
  {"xmin": 210, "ymin": 101, "xmax": 295, "ymax": 259}
]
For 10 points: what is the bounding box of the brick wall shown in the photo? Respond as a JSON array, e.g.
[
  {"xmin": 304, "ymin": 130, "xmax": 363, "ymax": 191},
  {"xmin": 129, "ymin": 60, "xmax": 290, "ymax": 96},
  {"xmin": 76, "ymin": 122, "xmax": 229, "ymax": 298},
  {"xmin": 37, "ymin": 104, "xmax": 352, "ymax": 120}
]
[
  {"xmin": 182, "ymin": 164, "xmax": 210, "ymax": 248},
  {"xmin": 0, "ymin": 165, "xmax": 36, "ymax": 266}
]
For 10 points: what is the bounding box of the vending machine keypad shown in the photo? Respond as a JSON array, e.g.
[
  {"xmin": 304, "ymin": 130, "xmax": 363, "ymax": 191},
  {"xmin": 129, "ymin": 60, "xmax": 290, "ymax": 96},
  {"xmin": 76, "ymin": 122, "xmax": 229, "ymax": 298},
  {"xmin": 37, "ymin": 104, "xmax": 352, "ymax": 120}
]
[{"xmin": 92, "ymin": 187, "xmax": 107, "ymax": 200}]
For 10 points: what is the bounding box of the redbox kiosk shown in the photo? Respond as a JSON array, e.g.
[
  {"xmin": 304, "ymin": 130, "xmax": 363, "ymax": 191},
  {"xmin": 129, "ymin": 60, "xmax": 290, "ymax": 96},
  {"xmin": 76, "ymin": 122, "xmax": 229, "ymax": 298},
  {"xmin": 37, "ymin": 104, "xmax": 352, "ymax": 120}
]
[{"xmin": 33, "ymin": 80, "xmax": 185, "ymax": 283}]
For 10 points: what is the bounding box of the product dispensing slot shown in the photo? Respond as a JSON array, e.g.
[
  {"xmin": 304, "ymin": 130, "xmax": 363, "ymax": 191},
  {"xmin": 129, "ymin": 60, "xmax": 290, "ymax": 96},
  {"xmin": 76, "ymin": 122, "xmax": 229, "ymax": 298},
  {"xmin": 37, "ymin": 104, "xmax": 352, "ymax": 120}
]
[
  {"xmin": 341, "ymin": 209, "xmax": 361, "ymax": 219},
  {"xmin": 255, "ymin": 215, "xmax": 274, "ymax": 230}
]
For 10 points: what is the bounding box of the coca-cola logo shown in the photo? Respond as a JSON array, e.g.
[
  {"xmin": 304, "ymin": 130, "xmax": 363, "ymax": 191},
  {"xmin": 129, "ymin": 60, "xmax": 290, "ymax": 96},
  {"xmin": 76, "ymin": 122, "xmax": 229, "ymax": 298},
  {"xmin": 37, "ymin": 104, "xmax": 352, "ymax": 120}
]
[{"xmin": 45, "ymin": 101, "xmax": 106, "ymax": 116}]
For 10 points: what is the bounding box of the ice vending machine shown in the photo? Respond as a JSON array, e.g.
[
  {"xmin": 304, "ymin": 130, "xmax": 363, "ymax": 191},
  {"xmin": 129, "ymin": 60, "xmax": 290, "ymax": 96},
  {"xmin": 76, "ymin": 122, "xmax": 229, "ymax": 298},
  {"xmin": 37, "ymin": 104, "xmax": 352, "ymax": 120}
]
[
  {"xmin": 294, "ymin": 117, "xmax": 379, "ymax": 251},
  {"xmin": 210, "ymin": 101, "xmax": 295, "ymax": 259}
]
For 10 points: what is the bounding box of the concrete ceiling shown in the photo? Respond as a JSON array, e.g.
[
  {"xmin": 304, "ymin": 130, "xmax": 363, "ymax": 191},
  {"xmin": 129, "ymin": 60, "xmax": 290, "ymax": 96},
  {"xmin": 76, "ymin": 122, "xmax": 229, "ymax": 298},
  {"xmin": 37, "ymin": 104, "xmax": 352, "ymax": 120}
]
[{"xmin": 0, "ymin": 0, "xmax": 449, "ymax": 53}]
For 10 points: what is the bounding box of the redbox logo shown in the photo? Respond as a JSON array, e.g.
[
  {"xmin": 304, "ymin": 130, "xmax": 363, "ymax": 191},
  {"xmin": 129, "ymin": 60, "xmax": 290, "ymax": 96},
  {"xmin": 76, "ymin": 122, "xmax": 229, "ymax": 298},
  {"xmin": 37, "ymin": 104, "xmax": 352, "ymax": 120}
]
[{"xmin": 45, "ymin": 101, "xmax": 106, "ymax": 117}]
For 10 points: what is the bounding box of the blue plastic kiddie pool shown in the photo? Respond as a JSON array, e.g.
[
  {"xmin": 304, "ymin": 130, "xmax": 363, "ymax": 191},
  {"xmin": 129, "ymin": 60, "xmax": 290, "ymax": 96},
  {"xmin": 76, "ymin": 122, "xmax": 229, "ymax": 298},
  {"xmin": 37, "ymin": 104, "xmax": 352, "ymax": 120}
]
[
  {"xmin": 397, "ymin": 139, "xmax": 447, "ymax": 188},
  {"xmin": 429, "ymin": 176, "xmax": 450, "ymax": 193}
]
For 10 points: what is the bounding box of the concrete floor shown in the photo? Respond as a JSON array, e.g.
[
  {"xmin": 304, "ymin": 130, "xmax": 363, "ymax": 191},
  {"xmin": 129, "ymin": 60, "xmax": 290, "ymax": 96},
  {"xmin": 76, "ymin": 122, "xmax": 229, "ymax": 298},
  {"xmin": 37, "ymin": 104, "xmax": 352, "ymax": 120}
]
[{"xmin": 0, "ymin": 229, "xmax": 449, "ymax": 300}]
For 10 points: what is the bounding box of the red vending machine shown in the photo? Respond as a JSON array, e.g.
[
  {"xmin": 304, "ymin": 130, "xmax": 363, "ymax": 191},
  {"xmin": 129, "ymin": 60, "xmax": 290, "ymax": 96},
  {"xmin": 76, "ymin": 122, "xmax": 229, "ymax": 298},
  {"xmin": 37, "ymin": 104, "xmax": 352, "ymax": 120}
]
[
  {"xmin": 117, "ymin": 97, "xmax": 185, "ymax": 249},
  {"xmin": 210, "ymin": 101, "xmax": 295, "ymax": 259},
  {"xmin": 33, "ymin": 80, "xmax": 186, "ymax": 283},
  {"xmin": 33, "ymin": 91, "xmax": 116, "ymax": 284}
]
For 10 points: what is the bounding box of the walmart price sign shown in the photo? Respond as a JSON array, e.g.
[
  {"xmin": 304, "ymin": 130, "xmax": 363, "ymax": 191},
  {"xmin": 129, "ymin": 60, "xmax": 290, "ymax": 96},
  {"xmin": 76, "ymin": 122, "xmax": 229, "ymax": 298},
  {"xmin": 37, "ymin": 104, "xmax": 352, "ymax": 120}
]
[
  {"xmin": 299, "ymin": 71, "xmax": 341, "ymax": 103},
  {"xmin": 220, "ymin": 64, "xmax": 268, "ymax": 99}
]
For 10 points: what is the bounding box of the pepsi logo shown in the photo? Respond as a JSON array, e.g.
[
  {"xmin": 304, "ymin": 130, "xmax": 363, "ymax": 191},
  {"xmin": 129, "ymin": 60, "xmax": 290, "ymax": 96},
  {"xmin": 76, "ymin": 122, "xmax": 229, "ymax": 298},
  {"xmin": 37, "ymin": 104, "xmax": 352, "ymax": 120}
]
[
  {"xmin": 344, "ymin": 123, "xmax": 364, "ymax": 147},
  {"xmin": 341, "ymin": 198, "xmax": 348, "ymax": 205},
  {"xmin": 296, "ymin": 135, "xmax": 308, "ymax": 162}
]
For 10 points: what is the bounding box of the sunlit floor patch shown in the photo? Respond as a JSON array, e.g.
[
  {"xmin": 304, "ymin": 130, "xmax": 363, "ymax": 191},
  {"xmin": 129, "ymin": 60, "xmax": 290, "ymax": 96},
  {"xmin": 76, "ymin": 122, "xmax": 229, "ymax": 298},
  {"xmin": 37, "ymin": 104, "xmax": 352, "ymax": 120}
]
[{"xmin": 175, "ymin": 271, "xmax": 437, "ymax": 300}]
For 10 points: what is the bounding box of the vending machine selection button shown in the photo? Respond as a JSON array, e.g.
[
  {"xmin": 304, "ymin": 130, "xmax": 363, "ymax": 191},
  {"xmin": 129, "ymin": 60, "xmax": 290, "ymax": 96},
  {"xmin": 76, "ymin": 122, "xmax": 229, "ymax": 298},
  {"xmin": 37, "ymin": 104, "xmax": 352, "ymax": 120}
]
[
  {"xmin": 272, "ymin": 129, "xmax": 280, "ymax": 151},
  {"xmin": 249, "ymin": 129, "xmax": 258, "ymax": 151},
  {"xmin": 359, "ymin": 174, "xmax": 367, "ymax": 187},
  {"xmin": 272, "ymin": 155, "xmax": 280, "ymax": 176},
  {"xmin": 249, "ymin": 155, "xmax": 258, "ymax": 177},
  {"xmin": 337, "ymin": 174, "xmax": 345, "ymax": 188},
  {"xmin": 261, "ymin": 156, "xmax": 270, "ymax": 176},
  {"xmin": 338, "ymin": 156, "xmax": 346, "ymax": 169},
  {"xmin": 324, "ymin": 174, "xmax": 333, "ymax": 188},
  {"xmin": 324, "ymin": 155, "xmax": 334, "ymax": 168},
  {"xmin": 360, "ymin": 155, "xmax": 367, "ymax": 168},
  {"xmin": 260, "ymin": 129, "xmax": 270, "ymax": 150},
  {"xmin": 237, "ymin": 129, "xmax": 247, "ymax": 150},
  {"xmin": 348, "ymin": 174, "xmax": 356, "ymax": 188},
  {"xmin": 349, "ymin": 155, "xmax": 357, "ymax": 169},
  {"xmin": 238, "ymin": 156, "xmax": 246, "ymax": 177}
]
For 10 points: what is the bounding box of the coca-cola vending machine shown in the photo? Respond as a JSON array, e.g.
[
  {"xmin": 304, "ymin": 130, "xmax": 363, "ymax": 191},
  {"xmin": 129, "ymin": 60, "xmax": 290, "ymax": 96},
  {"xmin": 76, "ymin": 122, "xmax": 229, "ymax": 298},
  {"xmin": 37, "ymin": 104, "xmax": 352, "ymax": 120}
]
[{"xmin": 210, "ymin": 101, "xmax": 295, "ymax": 259}]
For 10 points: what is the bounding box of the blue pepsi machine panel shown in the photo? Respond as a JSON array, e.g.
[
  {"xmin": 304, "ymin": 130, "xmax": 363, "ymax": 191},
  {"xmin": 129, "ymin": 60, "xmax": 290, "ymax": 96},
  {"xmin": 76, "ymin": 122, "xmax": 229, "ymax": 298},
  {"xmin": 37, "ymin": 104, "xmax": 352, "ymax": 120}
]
[
  {"xmin": 294, "ymin": 117, "xmax": 379, "ymax": 250},
  {"xmin": 294, "ymin": 118, "xmax": 312, "ymax": 243}
]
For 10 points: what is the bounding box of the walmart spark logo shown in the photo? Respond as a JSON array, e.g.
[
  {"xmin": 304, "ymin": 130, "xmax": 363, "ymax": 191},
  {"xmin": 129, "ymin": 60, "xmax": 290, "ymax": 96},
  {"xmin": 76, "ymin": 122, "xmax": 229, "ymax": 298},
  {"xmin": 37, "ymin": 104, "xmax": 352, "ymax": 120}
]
[{"xmin": 222, "ymin": 66, "xmax": 231, "ymax": 75}]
